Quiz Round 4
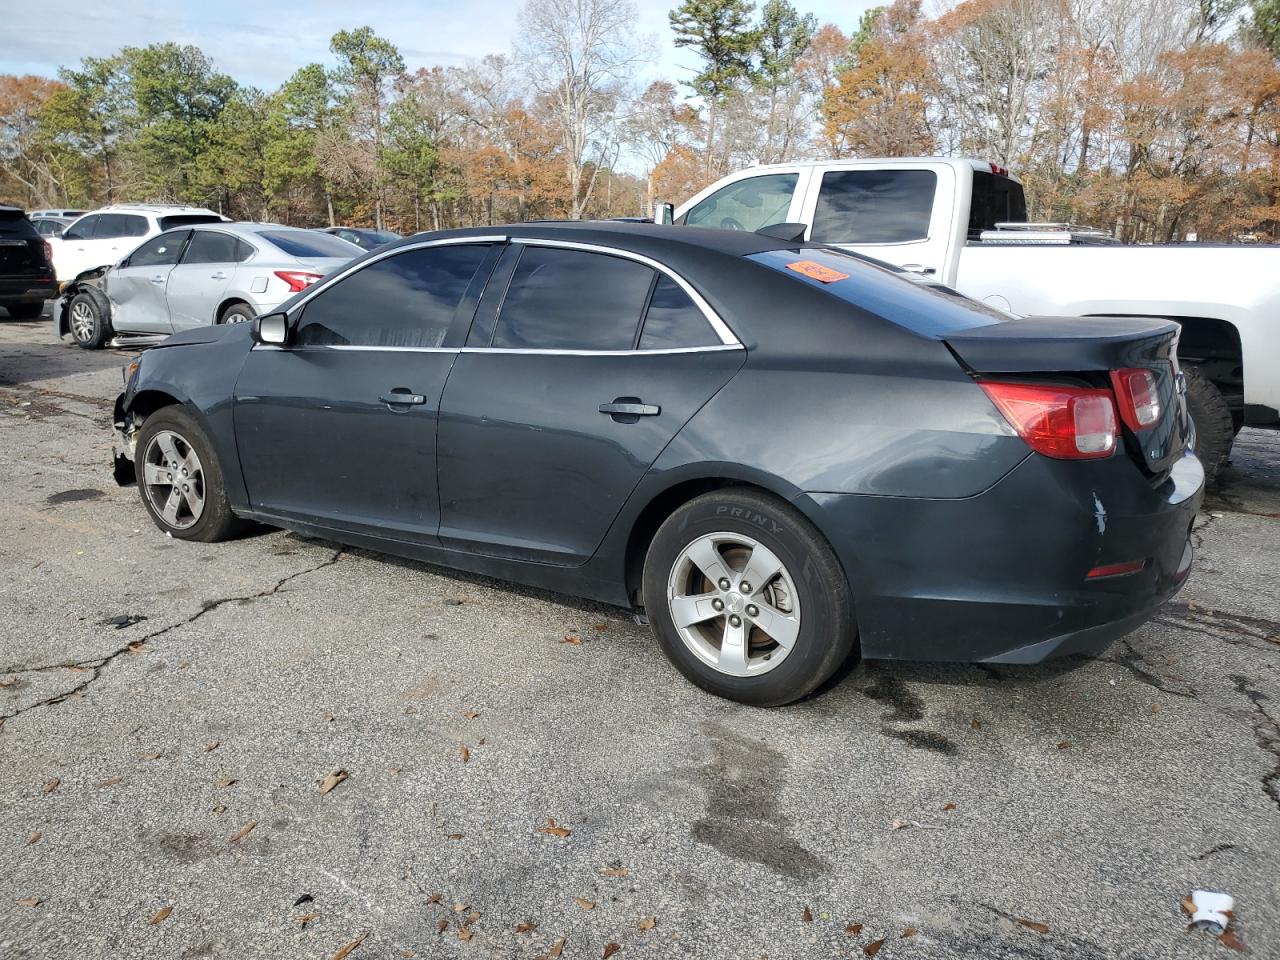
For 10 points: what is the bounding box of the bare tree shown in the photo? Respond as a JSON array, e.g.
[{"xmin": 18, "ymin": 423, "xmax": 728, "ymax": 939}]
[{"xmin": 517, "ymin": 0, "xmax": 643, "ymax": 218}]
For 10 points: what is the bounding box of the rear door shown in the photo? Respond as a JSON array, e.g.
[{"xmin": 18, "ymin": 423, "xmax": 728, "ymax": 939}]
[
  {"xmin": 167, "ymin": 230, "xmax": 251, "ymax": 329},
  {"xmin": 436, "ymin": 241, "xmax": 745, "ymax": 565},
  {"xmin": 107, "ymin": 231, "xmax": 190, "ymax": 334}
]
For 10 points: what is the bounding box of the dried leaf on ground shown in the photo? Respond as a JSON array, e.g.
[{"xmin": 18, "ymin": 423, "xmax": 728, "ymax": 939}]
[
  {"xmin": 463, "ymin": 710, "xmax": 480, "ymax": 719},
  {"xmin": 1219, "ymin": 930, "xmax": 1246, "ymax": 951},
  {"xmin": 17, "ymin": 897, "xmax": 41, "ymax": 907},
  {"xmin": 1151, "ymin": 703, "xmax": 1162, "ymax": 713},
  {"xmin": 230, "ymin": 820, "xmax": 257, "ymax": 843},
  {"xmin": 212, "ymin": 804, "xmax": 226, "ymax": 815},
  {"xmin": 801, "ymin": 906, "xmax": 813, "ymax": 921},
  {"xmin": 1181, "ymin": 895, "xmax": 1196, "ymax": 915},
  {"xmin": 452, "ymin": 903, "xmax": 468, "ymax": 913},
  {"xmin": 204, "ymin": 740, "xmax": 219, "ymax": 752},
  {"xmin": 466, "ymin": 911, "xmax": 480, "ymax": 924},
  {"xmin": 535, "ymin": 818, "xmax": 571, "ymax": 838},
  {"xmin": 97, "ymin": 776, "xmax": 122, "ymax": 788},
  {"xmin": 864, "ymin": 938, "xmax": 885, "ymax": 956},
  {"xmin": 1057, "ymin": 740, "xmax": 1071, "ymax": 750},
  {"xmin": 562, "ymin": 635, "xmax": 583, "ymax": 645},
  {"xmin": 332, "ymin": 931, "xmax": 368, "ymax": 960},
  {"xmin": 970, "ymin": 718, "xmax": 982, "ymax": 730},
  {"xmin": 446, "ymin": 833, "xmax": 464, "ymax": 840},
  {"xmin": 637, "ymin": 916, "xmax": 656, "ymax": 931},
  {"xmin": 216, "ymin": 778, "xmax": 237, "ymax": 788},
  {"xmin": 1012, "ymin": 917, "xmax": 1049, "ymax": 934},
  {"xmin": 150, "ymin": 905, "xmax": 173, "ymax": 925},
  {"xmin": 319, "ymin": 770, "xmax": 349, "ymax": 796},
  {"xmin": 296, "ymin": 913, "xmax": 321, "ymax": 927},
  {"xmin": 516, "ymin": 921, "xmax": 538, "ymax": 933},
  {"xmin": 27, "ymin": 832, "xmax": 42, "ymax": 845},
  {"xmin": 460, "ymin": 745, "xmax": 470, "ymax": 763},
  {"xmin": 902, "ymin": 926, "xmax": 918, "ymax": 937},
  {"xmin": 575, "ymin": 898, "xmax": 596, "ymax": 910},
  {"xmin": 140, "ymin": 751, "xmax": 163, "ymax": 761},
  {"xmin": 322, "ymin": 712, "xmax": 335, "ymax": 722},
  {"xmin": 41, "ymin": 778, "xmax": 59, "ymax": 795},
  {"xmin": 436, "ymin": 919, "xmax": 448, "ymax": 933},
  {"xmin": 845, "ymin": 923, "xmax": 863, "ymax": 935},
  {"xmin": 603, "ymin": 944, "xmax": 620, "ymax": 959},
  {"xmin": 425, "ymin": 893, "xmax": 442, "ymax": 905},
  {"xmin": 538, "ymin": 937, "xmax": 566, "ymax": 959},
  {"xmin": 295, "ymin": 894, "xmax": 314, "ymax": 906},
  {"xmin": 594, "ymin": 623, "xmax": 607, "ymax": 632},
  {"xmin": 889, "ymin": 818, "xmax": 942, "ymax": 831},
  {"xmin": 457, "ymin": 927, "xmax": 473, "ymax": 942},
  {"xmin": 127, "ymin": 642, "xmax": 148, "ymax": 653},
  {"xmin": 942, "ymin": 803, "xmax": 957, "ymax": 811},
  {"xmin": 600, "ymin": 866, "xmax": 628, "ymax": 878}
]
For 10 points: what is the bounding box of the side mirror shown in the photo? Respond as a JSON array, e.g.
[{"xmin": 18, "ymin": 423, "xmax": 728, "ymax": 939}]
[
  {"xmin": 654, "ymin": 202, "xmax": 675, "ymax": 226},
  {"xmin": 253, "ymin": 312, "xmax": 289, "ymax": 345}
]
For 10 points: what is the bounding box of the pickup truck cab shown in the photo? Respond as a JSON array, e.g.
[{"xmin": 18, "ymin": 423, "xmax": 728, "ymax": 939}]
[{"xmin": 669, "ymin": 158, "xmax": 1280, "ymax": 479}]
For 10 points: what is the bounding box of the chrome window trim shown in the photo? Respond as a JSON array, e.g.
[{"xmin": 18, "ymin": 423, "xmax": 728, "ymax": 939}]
[
  {"xmin": 508, "ymin": 236, "xmax": 739, "ymax": 347},
  {"xmin": 283, "ymin": 235, "xmax": 509, "ymax": 317},
  {"xmin": 250, "ymin": 343, "xmax": 741, "ymax": 357}
]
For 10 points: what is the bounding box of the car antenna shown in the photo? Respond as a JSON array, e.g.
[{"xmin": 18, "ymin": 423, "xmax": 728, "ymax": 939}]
[{"xmin": 755, "ymin": 222, "xmax": 809, "ymax": 243}]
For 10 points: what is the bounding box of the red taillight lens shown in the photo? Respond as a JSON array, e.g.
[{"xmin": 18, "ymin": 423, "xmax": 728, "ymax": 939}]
[
  {"xmin": 42, "ymin": 240, "xmax": 52, "ymax": 262},
  {"xmin": 1086, "ymin": 559, "xmax": 1147, "ymax": 579},
  {"xmin": 1110, "ymin": 368, "xmax": 1161, "ymax": 430},
  {"xmin": 980, "ymin": 381, "xmax": 1117, "ymax": 460},
  {"xmin": 273, "ymin": 270, "xmax": 323, "ymax": 293}
]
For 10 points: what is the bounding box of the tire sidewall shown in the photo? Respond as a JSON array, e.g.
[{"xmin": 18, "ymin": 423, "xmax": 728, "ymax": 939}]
[
  {"xmin": 219, "ymin": 304, "xmax": 254, "ymax": 325},
  {"xmin": 643, "ymin": 491, "xmax": 854, "ymax": 707},
  {"xmin": 135, "ymin": 407, "xmax": 235, "ymax": 542},
  {"xmin": 69, "ymin": 293, "xmax": 108, "ymax": 348}
]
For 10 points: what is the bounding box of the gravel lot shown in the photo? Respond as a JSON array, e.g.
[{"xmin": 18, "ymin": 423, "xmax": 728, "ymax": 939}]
[{"xmin": 1, "ymin": 312, "xmax": 1278, "ymax": 960}]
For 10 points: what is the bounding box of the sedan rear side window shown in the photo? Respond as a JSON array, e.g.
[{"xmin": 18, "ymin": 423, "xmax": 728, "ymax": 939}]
[
  {"xmin": 183, "ymin": 232, "xmax": 252, "ymax": 264},
  {"xmin": 262, "ymin": 231, "xmax": 362, "ymax": 259},
  {"xmin": 295, "ymin": 244, "xmax": 493, "ymax": 348},
  {"xmin": 492, "ymin": 246, "xmax": 653, "ymax": 351},
  {"xmin": 811, "ymin": 169, "xmax": 937, "ymax": 244},
  {"xmin": 639, "ymin": 276, "xmax": 720, "ymax": 349}
]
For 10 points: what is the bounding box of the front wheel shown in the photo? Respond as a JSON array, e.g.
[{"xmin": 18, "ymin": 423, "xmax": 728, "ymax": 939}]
[
  {"xmin": 642, "ymin": 489, "xmax": 856, "ymax": 707},
  {"xmin": 68, "ymin": 292, "xmax": 112, "ymax": 349},
  {"xmin": 134, "ymin": 406, "xmax": 247, "ymax": 542}
]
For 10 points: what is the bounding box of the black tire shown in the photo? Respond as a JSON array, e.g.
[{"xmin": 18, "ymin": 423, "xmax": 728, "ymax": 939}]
[
  {"xmin": 1183, "ymin": 364, "xmax": 1234, "ymax": 484},
  {"xmin": 67, "ymin": 291, "xmax": 112, "ymax": 349},
  {"xmin": 3, "ymin": 301, "xmax": 43, "ymax": 320},
  {"xmin": 217, "ymin": 302, "xmax": 255, "ymax": 325},
  {"xmin": 642, "ymin": 489, "xmax": 857, "ymax": 707},
  {"xmin": 134, "ymin": 406, "xmax": 247, "ymax": 542}
]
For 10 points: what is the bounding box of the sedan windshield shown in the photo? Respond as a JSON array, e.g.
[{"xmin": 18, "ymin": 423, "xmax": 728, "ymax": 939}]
[
  {"xmin": 262, "ymin": 231, "xmax": 362, "ymax": 258},
  {"xmin": 748, "ymin": 248, "xmax": 1007, "ymax": 337}
]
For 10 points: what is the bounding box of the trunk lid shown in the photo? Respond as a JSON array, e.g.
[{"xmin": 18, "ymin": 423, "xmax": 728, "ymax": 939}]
[{"xmin": 945, "ymin": 315, "xmax": 1190, "ymax": 477}]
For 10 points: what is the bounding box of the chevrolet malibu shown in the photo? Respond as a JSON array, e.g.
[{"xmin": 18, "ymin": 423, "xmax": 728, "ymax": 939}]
[{"xmin": 111, "ymin": 222, "xmax": 1203, "ymax": 706}]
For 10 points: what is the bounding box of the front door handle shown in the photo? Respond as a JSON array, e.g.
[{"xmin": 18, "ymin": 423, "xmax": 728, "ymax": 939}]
[
  {"xmin": 599, "ymin": 398, "xmax": 660, "ymax": 422},
  {"xmin": 150, "ymin": 275, "xmax": 166, "ymax": 284},
  {"xmin": 380, "ymin": 389, "xmax": 426, "ymax": 409},
  {"xmin": 210, "ymin": 271, "xmax": 229, "ymax": 280}
]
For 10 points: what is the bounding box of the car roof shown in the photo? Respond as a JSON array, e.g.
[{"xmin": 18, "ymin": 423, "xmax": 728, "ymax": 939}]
[{"xmin": 82, "ymin": 204, "xmax": 223, "ymax": 217}]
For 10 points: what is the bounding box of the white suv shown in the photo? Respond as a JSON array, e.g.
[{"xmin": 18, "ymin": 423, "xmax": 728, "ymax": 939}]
[{"xmin": 48, "ymin": 204, "xmax": 227, "ymax": 284}]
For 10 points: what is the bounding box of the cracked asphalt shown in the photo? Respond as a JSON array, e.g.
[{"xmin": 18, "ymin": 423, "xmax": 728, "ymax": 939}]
[{"xmin": 1, "ymin": 313, "xmax": 1278, "ymax": 960}]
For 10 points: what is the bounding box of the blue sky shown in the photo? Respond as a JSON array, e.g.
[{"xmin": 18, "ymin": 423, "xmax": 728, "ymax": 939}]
[{"xmin": 2, "ymin": 0, "xmax": 878, "ymax": 91}]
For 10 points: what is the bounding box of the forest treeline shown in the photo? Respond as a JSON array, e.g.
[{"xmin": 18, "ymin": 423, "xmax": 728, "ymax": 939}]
[{"xmin": 2, "ymin": 0, "xmax": 1280, "ymax": 241}]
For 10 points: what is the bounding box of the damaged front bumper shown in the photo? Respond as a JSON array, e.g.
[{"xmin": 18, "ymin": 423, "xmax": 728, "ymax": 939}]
[{"xmin": 111, "ymin": 376, "xmax": 138, "ymax": 486}]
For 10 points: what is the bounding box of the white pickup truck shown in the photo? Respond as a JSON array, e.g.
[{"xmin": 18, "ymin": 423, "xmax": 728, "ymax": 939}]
[{"xmin": 661, "ymin": 158, "xmax": 1280, "ymax": 481}]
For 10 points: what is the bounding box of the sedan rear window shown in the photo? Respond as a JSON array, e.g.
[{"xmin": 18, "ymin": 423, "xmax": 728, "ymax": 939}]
[
  {"xmin": 748, "ymin": 248, "xmax": 1005, "ymax": 337},
  {"xmin": 261, "ymin": 231, "xmax": 362, "ymax": 259}
]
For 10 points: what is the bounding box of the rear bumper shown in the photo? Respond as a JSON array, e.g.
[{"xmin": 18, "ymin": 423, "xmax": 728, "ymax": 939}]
[
  {"xmin": 0, "ymin": 277, "xmax": 57, "ymax": 302},
  {"xmin": 808, "ymin": 450, "xmax": 1204, "ymax": 663}
]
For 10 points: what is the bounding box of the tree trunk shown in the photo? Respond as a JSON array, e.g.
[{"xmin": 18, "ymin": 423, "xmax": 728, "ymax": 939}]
[{"xmin": 326, "ymin": 188, "xmax": 335, "ymax": 227}]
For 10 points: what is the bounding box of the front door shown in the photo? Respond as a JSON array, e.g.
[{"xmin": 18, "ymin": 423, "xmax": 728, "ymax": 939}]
[
  {"xmin": 108, "ymin": 230, "xmax": 190, "ymax": 334},
  {"xmin": 233, "ymin": 241, "xmax": 500, "ymax": 543},
  {"xmin": 437, "ymin": 242, "xmax": 745, "ymax": 565}
]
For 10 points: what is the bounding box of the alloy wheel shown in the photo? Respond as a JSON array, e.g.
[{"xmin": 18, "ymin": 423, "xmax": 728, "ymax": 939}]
[
  {"xmin": 70, "ymin": 300, "xmax": 96, "ymax": 341},
  {"xmin": 141, "ymin": 430, "xmax": 206, "ymax": 530},
  {"xmin": 666, "ymin": 532, "xmax": 801, "ymax": 677}
]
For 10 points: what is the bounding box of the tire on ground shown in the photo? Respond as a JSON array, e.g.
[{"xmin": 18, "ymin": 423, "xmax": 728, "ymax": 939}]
[
  {"xmin": 218, "ymin": 302, "xmax": 255, "ymax": 325},
  {"xmin": 1183, "ymin": 363, "xmax": 1234, "ymax": 485},
  {"xmin": 134, "ymin": 405, "xmax": 248, "ymax": 543},
  {"xmin": 67, "ymin": 291, "xmax": 112, "ymax": 349},
  {"xmin": 642, "ymin": 488, "xmax": 856, "ymax": 707},
  {"xmin": 3, "ymin": 301, "xmax": 44, "ymax": 320}
]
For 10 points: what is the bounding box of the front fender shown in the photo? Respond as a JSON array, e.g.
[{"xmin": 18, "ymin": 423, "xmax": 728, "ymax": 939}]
[{"xmin": 56, "ymin": 268, "xmax": 111, "ymax": 339}]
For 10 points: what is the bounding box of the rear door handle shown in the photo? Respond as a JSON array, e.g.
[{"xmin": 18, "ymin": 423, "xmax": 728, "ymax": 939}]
[
  {"xmin": 599, "ymin": 400, "xmax": 660, "ymax": 417},
  {"xmin": 380, "ymin": 389, "xmax": 426, "ymax": 408},
  {"xmin": 210, "ymin": 271, "xmax": 228, "ymax": 280},
  {"xmin": 150, "ymin": 275, "xmax": 166, "ymax": 284}
]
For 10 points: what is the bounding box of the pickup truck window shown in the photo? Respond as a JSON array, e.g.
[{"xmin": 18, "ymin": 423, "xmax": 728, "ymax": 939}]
[
  {"xmin": 811, "ymin": 169, "xmax": 936, "ymax": 244},
  {"xmin": 684, "ymin": 174, "xmax": 798, "ymax": 233},
  {"xmin": 748, "ymin": 248, "xmax": 1003, "ymax": 337},
  {"xmin": 969, "ymin": 171, "xmax": 1028, "ymax": 238}
]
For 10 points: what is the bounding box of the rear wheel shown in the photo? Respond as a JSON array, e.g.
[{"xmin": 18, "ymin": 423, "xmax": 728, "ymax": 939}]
[
  {"xmin": 217, "ymin": 302, "xmax": 255, "ymax": 325},
  {"xmin": 2, "ymin": 301, "xmax": 43, "ymax": 320},
  {"xmin": 1183, "ymin": 364, "xmax": 1234, "ymax": 484},
  {"xmin": 642, "ymin": 489, "xmax": 856, "ymax": 707},
  {"xmin": 68, "ymin": 292, "xmax": 111, "ymax": 349},
  {"xmin": 135, "ymin": 406, "xmax": 246, "ymax": 542}
]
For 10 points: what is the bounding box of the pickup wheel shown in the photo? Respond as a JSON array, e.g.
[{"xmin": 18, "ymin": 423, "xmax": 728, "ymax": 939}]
[{"xmin": 1183, "ymin": 364, "xmax": 1233, "ymax": 484}]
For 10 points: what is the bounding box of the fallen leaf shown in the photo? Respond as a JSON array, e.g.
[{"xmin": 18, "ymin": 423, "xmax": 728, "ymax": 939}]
[
  {"xmin": 17, "ymin": 897, "xmax": 41, "ymax": 908},
  {"xmin": 463, "ymin": 711, "xmax": 480, "ymax": 719},
  {"xmin": 1057, "ymin": 740, "xmax": 1071, "ymax": 750},
  {"xmin": 942, "ymin": 802, "xmax": 957, "ymax": 811},
  {"xmin": 460, "ymin": 745, "xmax": 470, "ymax": 763},
  {"xmin": 229, "ymin": 820, "xmax": 257, "ymax": 843},
  {"xmin": 801, "ymin": 906, "xmax": 813, "ymax": 922},
  {"xmin": 603, "ymin": 944, "xmax": 620, "ymax": 959},
  {"xmin": 516, "ymin": 921, "xmax": 538, "ymax": 933},
  {"xmin": 594, "ymin": 623, "xmax": 607, "ymax": 632},
  {"xmin": 319, "ymin": 770, "xmax": 349, "ymax": 796},
  {"xmin": 140, "ymin": 751, "xmax": 163, "ymax": 761},
  {"xmin": 436, "ymin": 919, "xmax": 448, "ymax": 933},
  {"xmin": 889, "ymin": 818, "xmax": 943, "ymax": 831},
  {"xmin": 478, "ymin": 737, "xmax": 486, "ymax": 746},
  {"xmin": 864, "ymin": 938, "xmax": 885, "ymax": 956},
  {"xmin": 425, "ymin": 893, "xmax": 442, "ymax": 905},
  {"xmin": 203, "ymin": 741, "xmax": 219, "ymax": 752},
  {"xmin": 562, "ymin": 635, "xmax": 583, "ymax": 645},
  {"xmin": 150, "ymin": 905, "xmax": 173, "ymax": 925},
  {"xmin": 637, "ymin": 917, "xmax": 656, "ymax": 931},
  {"xmin": 466, "ymin": 910, "xmax": 480, "ymax": 924},
  {"xmin": 322, "ymin": 712, "xmax": 335, "ymax": 723},
  {"xmin": 296, "ymin": 913, "xmax": 321, "ymax": 927},
  {"xmin": 1012, "ymin": 917, "xmax": 1049, "ymax": 934},
  {"xmin": 127, "ymin": 642, "xmax": 148, "ymax": 653},
  {"xmin": 457, "ymin": 927, "xmax": 473, "ymax": 942},
  {"xmin": 1219, "ymin": 930, "xmax": 1246, "ymax": 951},
  {"xmin": 389, "ymin": 767, "xmax": 402, "ymax": 775},
  {"xmin": 546, "ymin": 938, "xmax": 566, "ymax": 958},
  {"xmin": 971, "ymin": 718, "xmax": 982, "ymax": 730},
  {"xmin": 404, "ymin": 706, "xmax": 419, "ymax": 715},
  {"xmin": 1181, "ymin": 895, "xmax": 1196, "ymax": 916},
  {"xmin": 97, "ymin": 776, "xmax": 122, "ymax": 788},
  {"xmin": 400, "ymin": 952, "xmax": 416, "ymax": 958},
  {"xmin": 446, "ymin": 833, "xmax": 464, "ymax": 840},
  {"xmin": 535, "ymin": 818, "xmax": 571, "ymax": 838},
  {"xmin": 845, "ymin": 923, "xmax": 863, "ymax": 935},
  {"xmin": 295, "ymin": 894, "xmax": 314, "ymax": 906},
  {"xmin": 42, "ymin": 778, "xmax": 59, "ymax": 795},
  {"xmin": 902, "ymin": 926, "xmax": 918, "ymax": 938},
  {"xmin": 1151, "ymin": 703, "xmax": 1162, "ymax": 714},
  {"xmin": 453, "ymin": 903, "xmax": 468, "ymax": 913},
  {"xmin": 212, "ymin": 804, "xmax": 226, "ymax": 815},
  {"xmin": 601, "ymin": 866, "xmax": 629, "ymax": 878},
  {"xmin": 216, "ymin": 778, "xmax": 237, "ymax": 788},
  {"xmin": 575, "ymin": 898, "xmax": 596, "ymax": 910},
  {"xmin": 332, "ymin": 931, "xmax": 367, "ymax": 960}
]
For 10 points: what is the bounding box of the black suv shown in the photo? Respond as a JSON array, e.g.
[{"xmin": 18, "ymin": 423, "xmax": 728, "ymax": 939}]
[{"xmin": 0, "ymin": 205, "xmax": 57, "ymax": 319}]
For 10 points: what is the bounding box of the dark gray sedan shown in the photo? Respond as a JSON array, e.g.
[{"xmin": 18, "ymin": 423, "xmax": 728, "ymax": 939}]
[{"xmin": 111, "ymin": 223, "xmax": 1203, "ymax": 705}]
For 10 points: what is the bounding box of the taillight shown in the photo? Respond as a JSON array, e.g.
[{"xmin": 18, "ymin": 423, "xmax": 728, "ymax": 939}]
[
  {"xmin": 1110, "ymin": 368, "xmax": 1161, "ymax": 430},
  {"xmin": 273, "ymin": 270, "xmax": 323, "ymax": 292},
  {"xmin": 980, "ymin": 381, "xmax": 1117, "ymax": 460},
  {"xmin": 42, "ymin": 240, "xmax": 52, "ymax": 262}
]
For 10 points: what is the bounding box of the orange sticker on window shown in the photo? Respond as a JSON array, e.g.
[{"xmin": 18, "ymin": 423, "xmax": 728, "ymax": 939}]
[{"xmin": 785, "ymin": 260, "xmax": 849, "ymax": 283}]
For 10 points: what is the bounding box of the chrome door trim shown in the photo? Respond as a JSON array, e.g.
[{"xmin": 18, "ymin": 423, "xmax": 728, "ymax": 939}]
[{"xmin": 249, "ymin": 343, "xmax": 742, "ymax": 357}]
